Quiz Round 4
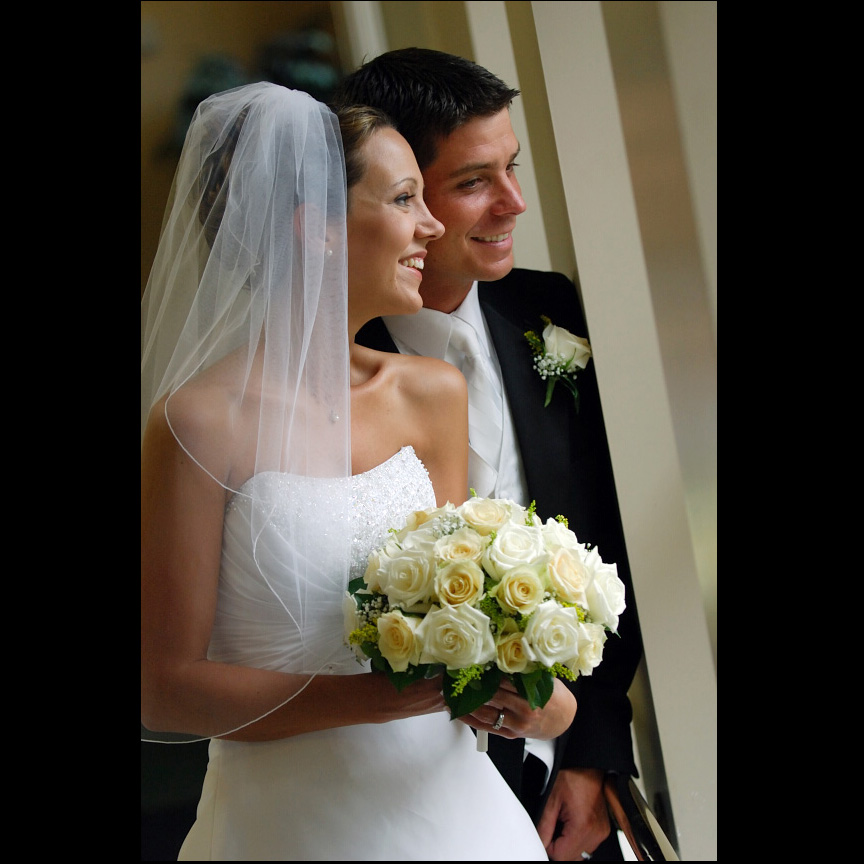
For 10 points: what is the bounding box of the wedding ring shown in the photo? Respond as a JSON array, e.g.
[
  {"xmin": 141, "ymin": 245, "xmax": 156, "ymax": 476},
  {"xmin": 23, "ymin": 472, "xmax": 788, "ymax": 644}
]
[
  {"xmin": 492, "ymin": 711, "xmax": 505, "ymax": 731},
  {"xmin": 580, "ymin": 853, "xmax": 593, "ymax": 860}
]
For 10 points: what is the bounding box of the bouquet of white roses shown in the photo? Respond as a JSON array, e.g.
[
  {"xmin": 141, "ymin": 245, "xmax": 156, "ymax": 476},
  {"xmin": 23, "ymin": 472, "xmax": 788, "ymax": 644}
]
[{"xmin": 344, "ymin": 495, "xmax": 625, "ymax": 724}]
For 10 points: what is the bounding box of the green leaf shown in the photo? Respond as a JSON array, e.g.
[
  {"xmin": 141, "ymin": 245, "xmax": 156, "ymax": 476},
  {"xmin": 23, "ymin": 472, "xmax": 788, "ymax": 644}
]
[
  {"xmin": 347, "ymin": 575, "xmax": 367, "ymax": 596},
  {"xmin": 443, "ymin": 666, "xmax": 502, "ymax": 719},
  {"xmin": 544, "ymin": 378, "xmax": 556, "ymax": 407},
  {"xmin": 513, "ymin": 669, "xmax": 555, "ymax": 710},
  {"xmin": 561, "ymin": 379, "xmax": 581, "ymax": 414},
  {"xmin": 387, "ymin": 663, "xmax": 436, "ymax": 692}
]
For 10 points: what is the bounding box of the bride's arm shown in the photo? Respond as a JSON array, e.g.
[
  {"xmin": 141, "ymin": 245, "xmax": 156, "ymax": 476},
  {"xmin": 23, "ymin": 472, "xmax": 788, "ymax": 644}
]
[
  {"xmin": 217, "ymin": 673, "xmax": 446, "ymax": 742},
  {"xmin": 141, "ymin": 406, "xmax": 446, "ymax": 741}
]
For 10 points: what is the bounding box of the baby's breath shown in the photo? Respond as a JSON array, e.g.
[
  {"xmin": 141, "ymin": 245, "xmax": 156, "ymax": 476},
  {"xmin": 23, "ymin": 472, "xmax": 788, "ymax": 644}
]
[
  {"xmin": 533, "ymin": 354, "xmax": 570, "ymax": 381},
  {"xmin": 356, "ymin": 594, "xmax": 389, "ymax": 626},
  {"xmin": 433, "ymin": 512, "xmax": 467, "ymax": 538}
]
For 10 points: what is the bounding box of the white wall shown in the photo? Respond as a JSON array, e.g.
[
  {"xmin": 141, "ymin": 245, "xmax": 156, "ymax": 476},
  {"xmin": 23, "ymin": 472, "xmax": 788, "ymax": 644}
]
[{"xmin": 526, "ymin": 5, "xmax": 716, "ymax": 856}]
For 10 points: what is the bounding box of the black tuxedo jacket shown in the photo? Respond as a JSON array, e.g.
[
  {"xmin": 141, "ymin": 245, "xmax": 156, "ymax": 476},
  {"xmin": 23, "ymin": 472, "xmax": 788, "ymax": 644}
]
[{"xmin": 357, "ymin": 268, "xmax": 643, "ymax": 821}]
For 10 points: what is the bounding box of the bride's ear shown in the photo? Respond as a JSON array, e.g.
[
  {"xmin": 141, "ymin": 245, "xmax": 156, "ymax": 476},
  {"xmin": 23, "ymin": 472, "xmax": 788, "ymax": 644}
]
[{"xmin": 294, "ymin": 202, "xmax": 334, "ymax": 256}]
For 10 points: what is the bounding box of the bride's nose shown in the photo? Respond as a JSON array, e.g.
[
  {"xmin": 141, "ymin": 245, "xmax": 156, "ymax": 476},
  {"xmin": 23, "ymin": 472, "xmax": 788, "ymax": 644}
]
[{"xmin": 417, "ymin": 204, "xmax": 444, "ymax": 241}]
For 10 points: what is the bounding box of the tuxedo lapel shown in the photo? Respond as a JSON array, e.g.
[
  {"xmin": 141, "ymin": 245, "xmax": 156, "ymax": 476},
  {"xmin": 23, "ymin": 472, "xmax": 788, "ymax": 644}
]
[
  {"xmin": 480, "ymin": 289, "xmax": 574, "ymax": 514},
  {"xmin": 356, "ymin": 317, "xmax": 398, "ymax": 353},
  {"xmin": 360, "ymin": 284, "xmax": 576, "ymax": 516}
]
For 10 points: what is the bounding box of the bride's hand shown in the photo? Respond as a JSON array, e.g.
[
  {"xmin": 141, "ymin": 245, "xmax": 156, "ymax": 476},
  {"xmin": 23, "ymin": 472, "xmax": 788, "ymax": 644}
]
[
  {"xmin": 458, "ymin": 678, "xmax": 576, "ymax": 740},
  {"xmin": 367, "ymin": 673, "xmax": 447, "ymax": 721}
]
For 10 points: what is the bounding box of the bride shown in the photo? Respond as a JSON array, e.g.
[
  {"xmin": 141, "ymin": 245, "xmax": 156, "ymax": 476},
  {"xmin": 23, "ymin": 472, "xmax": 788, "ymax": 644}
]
[{"xmin": 141, "ymin": 83, "xmax": 566, "ymax": 860}]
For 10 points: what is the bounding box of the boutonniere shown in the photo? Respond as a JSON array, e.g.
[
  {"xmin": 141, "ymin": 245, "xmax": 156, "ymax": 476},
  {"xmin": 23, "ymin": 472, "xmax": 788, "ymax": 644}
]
[{"xmin": 525, "ymin": 315, "xmax": 592, "ymax": 410}]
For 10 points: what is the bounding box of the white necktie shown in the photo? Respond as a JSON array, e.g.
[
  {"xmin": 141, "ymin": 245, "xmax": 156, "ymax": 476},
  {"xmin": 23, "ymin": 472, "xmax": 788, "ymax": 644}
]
[{"xmin": 449, "ymin": 317, "xmax": 503, "ymax": 498}]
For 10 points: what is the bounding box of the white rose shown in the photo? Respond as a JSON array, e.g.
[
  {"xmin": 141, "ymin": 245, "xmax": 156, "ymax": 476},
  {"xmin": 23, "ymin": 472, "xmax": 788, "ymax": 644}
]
[
  {"xmin": 490, "ymin": 565, "xmax": 547, "ymax": 616},
  {"xmin": 547, "ymin": 546, "xmax": 591, "ymax": 607},
  {"xmin": 375, "ymin": 548, "xmax": 436, "ymax": 610},
  {"xmin": 390, "ymin": 522, "xmax": 439, "ymax": 556},
  {"xmin": 343, "ymin": 592, "xmax": 367, "ymax": 662},
  {"xmin": 542, "ymin": 322, "xmax": 592, "ymax": 372},
  {"xmin": 376, "ymin": 610, "xmax": 423, "ymax": 672},
  {"xmin": 405, "ymin": 503, "xmax": 456, "ymax": 532},
  {"xmin": 435, "ymin": 559, "xmax": 486, "ymax": 607},
  {"xmin": 415, "ymin": 603, "xmax": 496, "ymax": 669},
  {"xmin": 567, "ymin": 621, "xmax": 607, "ymax": 676},
  {"xmin": 524, "ymin": 600, "xmax": 582, "ymax": 668},
  {"xmin": 578, "ymin": 546, "xmax": 625, "ymax": 631},
  {"xmin": 541, "ymin": 517, "xmax": 583, "ymax": 552},
  {"xmin": 363, "ymin": 551, "xmax": 384, "ymax": 593},
  {"xmin": 458, "ymin": 497, "xmax": 524, "ymax": 536},
  {"xmin": 386, "ymin": 505, "xmax": 454, "ymax": 554},
  {"xmin": 434, "ymin": 527, "xmax": 486, "ymax": 564},
  {"xmin": 482, "ymin": 523, "xmax": 548, "ymax": 580}
]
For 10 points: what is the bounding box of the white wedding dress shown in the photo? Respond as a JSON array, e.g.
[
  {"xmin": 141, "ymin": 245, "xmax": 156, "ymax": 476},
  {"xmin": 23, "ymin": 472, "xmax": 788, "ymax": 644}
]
[{"xmin": 177, "ymin": 446, "xmax": 547, "ymax": 861}]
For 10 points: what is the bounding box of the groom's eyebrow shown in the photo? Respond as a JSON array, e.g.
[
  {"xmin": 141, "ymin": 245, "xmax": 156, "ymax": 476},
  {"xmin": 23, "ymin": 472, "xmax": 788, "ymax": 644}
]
[{"xmin": 447, "ymin": 147, "xmax": 521, "ymax": 179}]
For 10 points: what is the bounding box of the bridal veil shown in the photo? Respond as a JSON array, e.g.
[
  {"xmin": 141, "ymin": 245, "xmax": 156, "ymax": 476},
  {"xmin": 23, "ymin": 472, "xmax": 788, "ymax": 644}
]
[{"xmin": 141, "ymin": 83, "xmax": 354, "ymax": 743}]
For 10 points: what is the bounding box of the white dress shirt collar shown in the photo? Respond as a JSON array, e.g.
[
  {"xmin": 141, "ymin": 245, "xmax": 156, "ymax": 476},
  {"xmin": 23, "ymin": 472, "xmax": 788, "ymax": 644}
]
[{"xmin": 382, "ymin": 282, "xmax": 483, "ymax": 359}]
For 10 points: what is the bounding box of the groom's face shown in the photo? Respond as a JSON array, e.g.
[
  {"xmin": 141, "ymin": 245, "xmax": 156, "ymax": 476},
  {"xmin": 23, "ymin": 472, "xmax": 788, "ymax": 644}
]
[{"xmin": 417, "ymin": 109, "xmax": 527, "ymax": 312}]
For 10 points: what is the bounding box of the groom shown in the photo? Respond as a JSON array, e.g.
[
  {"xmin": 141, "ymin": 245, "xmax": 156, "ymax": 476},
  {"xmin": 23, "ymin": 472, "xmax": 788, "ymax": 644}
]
[{"xmin": 334, "ymin": 48, "xmax": 643, "ymax": 861}]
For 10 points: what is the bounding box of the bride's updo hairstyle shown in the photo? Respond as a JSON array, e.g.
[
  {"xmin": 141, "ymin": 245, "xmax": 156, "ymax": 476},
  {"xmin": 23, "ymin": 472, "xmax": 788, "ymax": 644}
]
[
  {"xmin": 336, "ymin": 104, "xmax": 395, "ymax": 192},
  {"xmin": 197, "ymin": 105, "xmax": 249, "ymax": 249}
]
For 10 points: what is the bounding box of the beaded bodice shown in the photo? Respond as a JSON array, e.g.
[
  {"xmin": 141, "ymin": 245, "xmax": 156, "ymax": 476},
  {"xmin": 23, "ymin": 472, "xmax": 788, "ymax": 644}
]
[{"xmin": 207, "ymin": 446, "xmax": 435, "ymax": 673}]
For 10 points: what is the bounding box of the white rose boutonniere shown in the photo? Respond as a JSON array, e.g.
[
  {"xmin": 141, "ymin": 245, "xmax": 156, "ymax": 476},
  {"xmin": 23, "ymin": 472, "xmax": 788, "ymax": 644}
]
[
  {"xmin": 525, "ymin": 315, "xmax": 592, "ymax": 410},
  {"xmin": 345, "ymin": 496, "xmax": 624, "ymax": 751}
]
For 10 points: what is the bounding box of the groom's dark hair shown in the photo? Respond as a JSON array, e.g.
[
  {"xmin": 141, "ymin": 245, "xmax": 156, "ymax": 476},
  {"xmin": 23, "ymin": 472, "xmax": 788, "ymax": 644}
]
[{"xmin": 332, "ymin": 47, "xmax": 520, "ymax": 171}]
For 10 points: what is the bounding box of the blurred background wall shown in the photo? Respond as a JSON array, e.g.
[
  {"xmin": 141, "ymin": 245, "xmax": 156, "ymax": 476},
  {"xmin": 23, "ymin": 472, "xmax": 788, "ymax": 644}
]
[
  {"xmin": 141, "ymin": 3, "xmax": 716, "ymax": 859},
  {"xmin": 141, "ymin": 1, "xmax": 343, "ymax": 297}
]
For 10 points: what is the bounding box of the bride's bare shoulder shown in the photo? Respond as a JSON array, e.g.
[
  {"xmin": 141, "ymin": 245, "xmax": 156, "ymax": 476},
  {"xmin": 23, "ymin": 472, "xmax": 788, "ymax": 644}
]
[
  {"xmin": 400, "ymin": 353, "xmax": 466, "ymax": 403},
  {"xmin": 359, "ymin": 346, "xmax": 465, "ymax": 401}
]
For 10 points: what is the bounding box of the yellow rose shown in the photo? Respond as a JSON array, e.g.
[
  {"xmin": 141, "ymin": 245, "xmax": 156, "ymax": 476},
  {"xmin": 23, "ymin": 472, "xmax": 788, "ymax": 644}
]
[
  {"xmin": 496, "ymin": 629, "xmax": 530, "ymax": 674},
  {"xmin": 435, "ymin": 559, "xmax": 486, "ymax": 606},
  {"xmin": 434, "ymin": 527, "xmax": 486, "ymax": 564},
  {"xmin": 490, "ymin": 565, "xmax": 546, "ymax": 615},
  {"xmin": 547, "ymin": 546, "xmax": 591, "ymax": 606},
  {"xmin": 458, "ymin": 497, "xmax": 520, "ymax": 536},
  {"xmin": 402, "ymin": 502, "xmax": 457, "ymax": 533},
  {"xmin": 376, "ymin": 610, "xmax": 422, "ymax": 672}
]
